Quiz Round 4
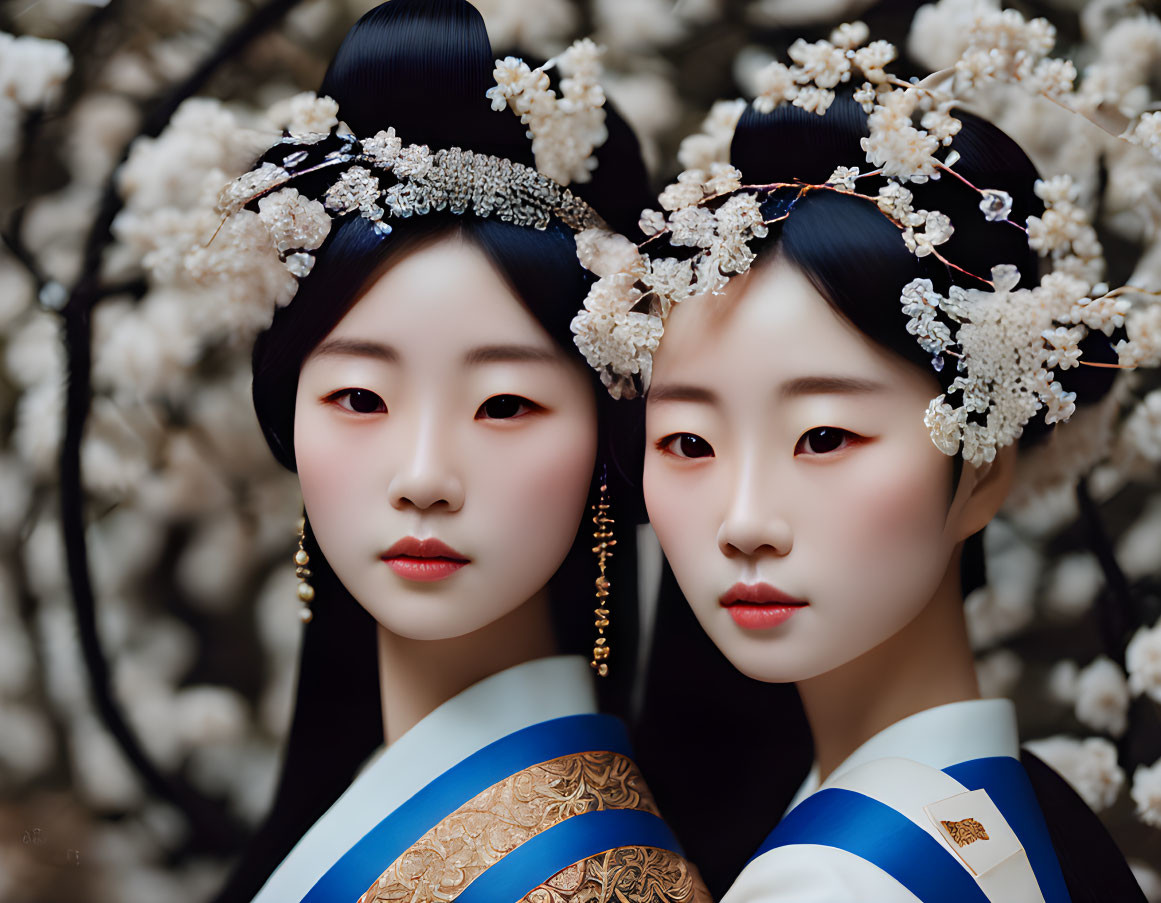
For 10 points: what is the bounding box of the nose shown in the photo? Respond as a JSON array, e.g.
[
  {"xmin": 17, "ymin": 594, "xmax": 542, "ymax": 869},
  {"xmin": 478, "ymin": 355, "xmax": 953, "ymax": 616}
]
[
  {"xmin": 716, "ymin": 455, "xmax": 793, "ymax": 558},
  {"xmin": 387, "ymin": 413, "xmax": 465, "ymax": 513}
]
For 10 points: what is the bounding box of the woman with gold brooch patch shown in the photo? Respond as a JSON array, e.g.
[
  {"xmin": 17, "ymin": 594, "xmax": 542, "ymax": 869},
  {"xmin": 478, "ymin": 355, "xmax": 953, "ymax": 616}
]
[
  {"xmin": 571, "ymin": 15, "xmax": 1154, "ymax": 903},
  {"xmin": 206, "ymin": 2, "xmax": 708, "ymax": 902}
]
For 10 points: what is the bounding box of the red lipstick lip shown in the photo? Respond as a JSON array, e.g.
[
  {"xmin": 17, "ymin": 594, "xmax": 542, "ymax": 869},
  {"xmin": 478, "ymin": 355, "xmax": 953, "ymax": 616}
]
[
  {"xmin": 719, "ymin": 582, "xmax": 806, "ymax": 607},
  {"xmin": 381, "ymin": 537, "xmax": 469, "ymax": 562}
]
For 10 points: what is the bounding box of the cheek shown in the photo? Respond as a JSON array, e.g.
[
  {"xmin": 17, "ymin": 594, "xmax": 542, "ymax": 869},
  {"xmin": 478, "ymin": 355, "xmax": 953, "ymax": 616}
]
[
  {"xmin": 855, "ymin": 458, "xmax": 947, "ymax": 538},
  {"xmin": 643, "ymin": 464, "xmax": 681, "ymax": 550},
  {"xmin": 474, "ymin": 414, "xmax": 598, "ymax": 559},
  {"xmin": 810, "ymin": 446, "xmax": 955, "ymax": 591},
  {"xmin": 293, "ymin": 403, "xmax": 372, "ymax": 516},
  {"xmin": 642, "ymin": 460, "xmax": 721, "ymax": 586}
]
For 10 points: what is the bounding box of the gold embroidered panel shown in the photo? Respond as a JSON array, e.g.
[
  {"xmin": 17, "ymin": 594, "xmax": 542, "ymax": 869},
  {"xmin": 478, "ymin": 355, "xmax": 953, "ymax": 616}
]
[
  {"xmin": 358, "ymin": 751, "xmax": 664, "ymax": 903},
  {"xmin": 519, "ymin": 846, "xmax": 713, "ymax": 903},
  {"xmin": 941, "ymin": 817, "xmax": 990, "ymax": 848}
]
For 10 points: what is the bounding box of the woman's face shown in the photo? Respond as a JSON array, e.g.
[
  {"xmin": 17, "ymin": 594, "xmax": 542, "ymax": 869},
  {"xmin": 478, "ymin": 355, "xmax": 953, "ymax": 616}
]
[
  {"xmin": 642, "ymin": 256, "xmax": 977, "ymax": 683},
  {"xmin": 295, "ymin": 234, "xmax": 597, "ymax": 641}
]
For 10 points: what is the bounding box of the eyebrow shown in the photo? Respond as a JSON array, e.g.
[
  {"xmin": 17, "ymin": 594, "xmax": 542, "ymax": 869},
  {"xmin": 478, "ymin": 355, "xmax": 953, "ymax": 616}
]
[
  {"xmin": 779, "ymin": 376, "xmax": 887, "ymax": 398},
  {"xmin": 308, "ymin": 340, "xmax": 559, "ymax": 366},
  {"xmin": 648, "ymin": 376, "xmax": 884, "ymax": 405},
  {"xmin": 463, "ymin": 344, "xmax": 560, "ymax": 366},
  {"xmin": 310, "ymin": 339, "xmax": 399, "ymax": 363},
  {"xmin": 647, "ymin": 384, "xmax": 720, "ymax": 405}
]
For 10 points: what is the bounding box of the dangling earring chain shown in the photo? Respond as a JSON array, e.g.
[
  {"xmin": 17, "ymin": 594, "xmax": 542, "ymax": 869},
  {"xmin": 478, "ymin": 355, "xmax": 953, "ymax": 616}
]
[
  {"xmin": 295, "ymin": 516, "xmax": 315, "ymax": 623},
  {"xmin": 590, "ymin": 480, "xmax": 615, "ymax": 677}
]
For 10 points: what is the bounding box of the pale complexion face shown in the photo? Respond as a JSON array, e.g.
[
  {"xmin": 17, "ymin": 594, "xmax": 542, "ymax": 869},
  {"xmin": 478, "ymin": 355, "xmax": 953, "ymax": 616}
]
[
  {"xmin": 294, "ymin": 234, "xmax": 597, "ymax": 641},
  {"xmin": 643, "ymin": 256, "xmax": 988, "ymax": 683}
]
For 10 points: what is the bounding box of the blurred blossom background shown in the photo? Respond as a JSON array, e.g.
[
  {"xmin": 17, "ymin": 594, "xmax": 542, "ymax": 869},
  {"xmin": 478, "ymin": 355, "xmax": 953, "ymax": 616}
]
[{"xmin": 0, "ymin": 0, "xmax": 1160, "ymax": 899}]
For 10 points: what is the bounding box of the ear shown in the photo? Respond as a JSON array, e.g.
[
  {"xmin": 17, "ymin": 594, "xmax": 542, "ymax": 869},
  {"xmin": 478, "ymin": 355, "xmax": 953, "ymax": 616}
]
[{"xmin": 945, "ymin": 443, "xmax": 1018, "ymax": 542}]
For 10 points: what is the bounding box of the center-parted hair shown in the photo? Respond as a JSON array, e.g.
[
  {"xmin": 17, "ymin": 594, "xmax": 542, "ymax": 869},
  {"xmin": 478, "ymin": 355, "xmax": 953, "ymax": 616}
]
[
  {"xmin": 215, "ymin": 3, "xmax": 652, "ymax": 900},
  {"xmin": 636, "ymin": 91, "xmax": 1139, "ymax": 902}
]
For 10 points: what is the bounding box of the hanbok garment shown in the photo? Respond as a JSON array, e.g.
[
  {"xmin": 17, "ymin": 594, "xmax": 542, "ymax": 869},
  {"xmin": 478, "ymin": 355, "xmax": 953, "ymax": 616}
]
[
  {"xmin": 252, "ymin": 655, "xmax": 709, "ymax": 903},
  {"xmin": 723, "ymin": 699, "xmax": 1071, "ymax": 903}
]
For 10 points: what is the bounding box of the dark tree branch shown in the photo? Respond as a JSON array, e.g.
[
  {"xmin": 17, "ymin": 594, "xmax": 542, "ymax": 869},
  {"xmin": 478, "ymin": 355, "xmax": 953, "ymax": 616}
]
[
  {"xmin": 1, "ymin": 206, "xmax": 49, "ymax": 290},
  {"xmin": 1076, "ymin": 476, "xmax": 1137, "ymax": 665},
  {"xmin": 58, "ymin": 0, "xmax": 306, "ymax": 856}
]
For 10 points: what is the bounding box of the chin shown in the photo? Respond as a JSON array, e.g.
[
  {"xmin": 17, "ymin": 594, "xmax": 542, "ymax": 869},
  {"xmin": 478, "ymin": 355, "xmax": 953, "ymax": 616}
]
[
  {"xmin": 714, "ymin": 635, "xmax": 834, "ymax": 685},
  {"xmin": 728, "ymin": 656, "xmax": 806, "ymax": 684},
  {"xmin": 363, "ymin": 596, "xmax": 476, "ymax": 642}
]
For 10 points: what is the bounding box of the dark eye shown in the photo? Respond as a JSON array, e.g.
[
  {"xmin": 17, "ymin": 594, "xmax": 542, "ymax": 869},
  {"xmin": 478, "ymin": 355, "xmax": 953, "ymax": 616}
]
[
  {"xmin": 476, "ymin": 394, "xmax": 538, "ymax": 420},
  {"xmin": 657, "ymin": 433, "xmax": 715, "ymax": 459},
  {"xmin": 795, "ymin": 427, "xmax": 857, "ymax": 456},
  {"xmin": 333, "ymin": 389, "xmax": 386, "ymax": 414}
]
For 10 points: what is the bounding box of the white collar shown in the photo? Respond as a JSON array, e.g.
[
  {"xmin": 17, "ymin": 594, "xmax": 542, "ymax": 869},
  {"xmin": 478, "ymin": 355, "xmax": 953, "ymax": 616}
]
[
  {"xmin": 789, "ymin": 698, "xmax": 1020, "ymax": 812},
  {"xmin": 253, "ymin": 654, "xmax": 596, "ymax": 903}
]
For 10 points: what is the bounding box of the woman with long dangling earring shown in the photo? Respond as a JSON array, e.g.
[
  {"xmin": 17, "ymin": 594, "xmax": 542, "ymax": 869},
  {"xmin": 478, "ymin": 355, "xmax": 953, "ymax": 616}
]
[{"xmin": 209, "ymin": 3, "xmax": 709, "ymax": 903}]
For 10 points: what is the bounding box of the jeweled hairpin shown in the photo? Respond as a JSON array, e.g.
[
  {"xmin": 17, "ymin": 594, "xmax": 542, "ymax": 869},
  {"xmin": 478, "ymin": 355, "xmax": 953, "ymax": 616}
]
[{"xmin": 211, "ymin": 38, "xmax": 611, "ymax": 281}]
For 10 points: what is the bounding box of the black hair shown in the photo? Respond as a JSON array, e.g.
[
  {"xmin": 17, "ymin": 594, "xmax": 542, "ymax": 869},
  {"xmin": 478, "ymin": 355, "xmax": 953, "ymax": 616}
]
[
  {"xmin": 212, "ymin": 3, "xmax": 651, "ymax": 900},
  {"xmin": 734, "ymin": 94, "xmax": 1121, "ymax": 594},
  {"xmin": 636, "ymin": 92, "xmax": 1136, "ymax": 899},
  {"xmin": 732, "ymin": 94, "xmax": 1119, "ymax": 455}
]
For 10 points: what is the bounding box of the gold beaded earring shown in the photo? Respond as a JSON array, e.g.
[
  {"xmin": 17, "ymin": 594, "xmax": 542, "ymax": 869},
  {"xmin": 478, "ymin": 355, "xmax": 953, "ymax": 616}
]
[
  {"xmin": 295, "ymin": 516, "xmax": 315, "ymax": 623},
  {"xmin": 590, "ymin": 476, "xmax": 615, "ymax": 677}
]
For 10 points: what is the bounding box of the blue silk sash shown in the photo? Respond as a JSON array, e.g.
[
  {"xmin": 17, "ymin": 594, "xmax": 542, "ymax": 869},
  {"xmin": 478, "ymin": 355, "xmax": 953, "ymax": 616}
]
[
  {"xmin": 750, "ymin": 755, "xmax": 1071, "ymax": 903},
  {"xmin": 945, "ymin": 757, "xmax": 1069, "ymax": 903},
  {"xmin": 456, "ymin": 808, "xmax": 681, "ymax": 903},
  {"xmin": 300, "ymin": 713, "xmax": 682, "ymax": 903}
]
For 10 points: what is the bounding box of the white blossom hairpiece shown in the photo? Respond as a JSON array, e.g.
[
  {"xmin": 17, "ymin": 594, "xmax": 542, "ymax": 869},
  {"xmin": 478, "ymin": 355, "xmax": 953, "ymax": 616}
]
[
  {"xmin": 213, "ymin": 39, "xmax": 610, "ymax": 281},
  {"xmin": 487, "ymin": 37, "xmax": 609, "ymax": 186},
  {"xmin": 570, "ymin": 16, "xmax": 1161, "ymax": 471}
]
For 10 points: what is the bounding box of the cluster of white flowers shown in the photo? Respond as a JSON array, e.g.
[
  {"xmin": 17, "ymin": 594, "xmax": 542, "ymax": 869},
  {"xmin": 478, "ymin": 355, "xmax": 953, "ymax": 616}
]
[
  {"xmin": 964, "ymin": 520, "xmax": 1039, "ymax": 648},
  {"xmin": 1072, "ymin": 656, "xmax": 1131, "ymax": 737},
  {"xmin": 216, "ymin": 122, "xmax": 605, "ymax": 292},
  {"xmin": 747, "ymin": 0, "xmax": 874, "ymax": 29},
  {"xmin": 904, "ymin": 262, "xmax": 1120, "ymax": 465},
  {"xmin": 264, "ymin": 91, "xmax": 339, "ymax": 140},
  {"xmin": 1122, "ymin": 387, "xmax": 1161, "ymax": 465},
  {"xmin": 974, "ymin": 648, "xmax": 1023, "ymax": 698},
  {"xmin": 472, "ymin": 0, "xmax": 578, "ymax": 57},
  {"xmin": 1025, "ymin": 735, "xmax": 1125, "ymax": 811},
  {"xmin": 1127, "ymin": 619, "xmax": 1161, "ymax": 704},
  {"xmin": 487, "ymin": 38, "xmax": 608, "ymax": 186},
  {"xmin": 1075, "ymin": 13, "xmax": 1161, "ymax": 120},
  {"xmin": 603, "ymin": 71, "xmax": 682, "ymax": 174},
  {"xmin": 676, "ymin": 99, "xmax": 747, "ymax": 171},
  {"xmin": 572, "ymin": 165, "xmax": 774, "ymax": 398},
  {"xmin": 593, "ymin": 0, "xmax": 685, "ymax": 51},
  {"xmin": 106, "ymin": 97, "xmax": 300, "ymax": 402},
  {"xmin": 570, "ymin": 12, "xmax": 1161, "ymax": 471},
  {"xmin": 210, "ymin": 38, "xmax": 618, "ymax": 287},
  {"xmin": 1133, "ymin": 759, "xmax": 1161, "ymax": 829},
  {"xmin": 1041, "ymin": 552, "xmax": 1103, "ymax": 620},
  {"xmin": 0, "ymin": 32, "xmax": 72, "ymax": 157}
]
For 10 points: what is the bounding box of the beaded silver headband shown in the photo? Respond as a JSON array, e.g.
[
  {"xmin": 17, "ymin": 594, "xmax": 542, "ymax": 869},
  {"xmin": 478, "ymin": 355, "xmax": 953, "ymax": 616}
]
[
  {"xmin": 570, "ymin": 17, "xmax": 1161, "ymax": 469},
  {"xmin": 213, "ymin": 39, "xmax": 610, "ymax": 280}
]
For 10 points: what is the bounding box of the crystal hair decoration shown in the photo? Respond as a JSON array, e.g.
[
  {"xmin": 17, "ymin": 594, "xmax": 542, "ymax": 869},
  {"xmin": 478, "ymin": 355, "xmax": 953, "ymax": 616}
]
[
  {"xmin": 569, "ymin": 17, "xmax": 1161, "ymax": 468},
  {"xmin": 211, "ymin": 39, "xmax": 610, "ymax": 279}
]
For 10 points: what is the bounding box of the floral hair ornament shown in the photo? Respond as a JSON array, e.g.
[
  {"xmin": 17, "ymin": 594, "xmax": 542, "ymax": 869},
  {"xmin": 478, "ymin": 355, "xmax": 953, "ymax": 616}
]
[
  {"xmin": 570, "ymin": 14, "xmax": 1161, "ymax": 469},
  {"xmin": 210, "ymin": 39, "xmax": 611, "ymax": 284}
]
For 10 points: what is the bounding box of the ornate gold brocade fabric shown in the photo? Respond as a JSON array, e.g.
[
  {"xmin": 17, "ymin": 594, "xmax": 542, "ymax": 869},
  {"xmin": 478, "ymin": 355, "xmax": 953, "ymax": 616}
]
[
  {"xmin": 519, "ymin": 846, "xmax": 713, "ymax": 903},
  {"xmin": 358, "ymin": 750, "xmax": 690, "ymax": 903}
]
